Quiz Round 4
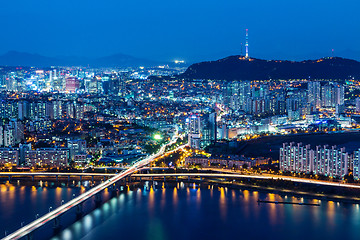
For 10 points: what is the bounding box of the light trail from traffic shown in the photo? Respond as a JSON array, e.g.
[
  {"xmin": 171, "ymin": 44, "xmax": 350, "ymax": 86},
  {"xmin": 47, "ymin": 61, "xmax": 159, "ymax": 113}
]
[
  {"xmin": 2, "ymin": 134, "xmax": 185, "ymax": 240},
  {"xmin": 132, "ymin": 173, "xmax": 360, "ymax": 189}
]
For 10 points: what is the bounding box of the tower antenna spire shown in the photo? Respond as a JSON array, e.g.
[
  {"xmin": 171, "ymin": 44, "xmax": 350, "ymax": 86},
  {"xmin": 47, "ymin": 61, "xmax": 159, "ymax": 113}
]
[{"xmin": 245, "ymin": 29, "xmax": 249, "ymax": 58}]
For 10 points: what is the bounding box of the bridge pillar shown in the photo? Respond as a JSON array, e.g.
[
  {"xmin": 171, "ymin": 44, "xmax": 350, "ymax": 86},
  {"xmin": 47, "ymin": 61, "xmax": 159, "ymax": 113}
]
[
  {"xmin": 152, "ymin": 176, "xmax": 154, "ymax": 182},
  {"xmin": 200, "ymin": 177, "xmax": 202, "ymax": 181},
  {"xmin": 53, "ymin": 217, "xmax": 61, "ymax": 233},
  {"xmin": 176, "ymin": 176, "xmax": 178, "ymax": 182},
  {"xmin": 56, "ymin": 175, "xmax": 58, "ymax": 182},
  {"xmin": 103, "ymin": 176, "xmax": 106, "ymax": 181},
  {"xmin": 164, "ymin": 176, "xmax": 166, "ymax": 182},
  {"xmin": 92, "ymin": 176, "xmax": 94, "ymax": 182},
  {"xmin": 32, "ymin": 175, "xmax": 34, "ymax": 181},
  {"xmin": 139, "ymin": 176, "xmax": 142, "ymax": 182},
  {"xmin": 80, "ymin": 176, "xmax": 82, "ymax": 182},
  {"xmin": 25, "ymin": 233, "xmax": 33, "ymax": 240},
  {"xmin": 188, "ymin": 176, "xmax": 190, "ymax": 181},
  {"xmin": 110, "ymin": 185, "xmax": 117, "ymax": 197},
  {"xmin": 95, "ymin": 193, "xmax": 102, "ymax": 206},
  {"xmin": 8, "ymin": 176, "xmax": 11, "ymax": 182},
  {"xmin": 76, "ymin": 203, "xmax": 83, "ymax": 218},
  {"xmin": 68, "ymin": 176, "xmax": 70, "ymax": 182}
]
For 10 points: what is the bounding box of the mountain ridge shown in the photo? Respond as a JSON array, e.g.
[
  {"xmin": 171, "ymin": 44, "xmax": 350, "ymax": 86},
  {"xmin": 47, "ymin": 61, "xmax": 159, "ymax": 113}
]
[{"xmin": 180, "ymin": 55, "xmax": 360, "ymax": 80}]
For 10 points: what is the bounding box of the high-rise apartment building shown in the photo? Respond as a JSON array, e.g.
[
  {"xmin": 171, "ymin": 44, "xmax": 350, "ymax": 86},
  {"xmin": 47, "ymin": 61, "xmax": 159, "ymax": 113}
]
[
  {"xmin": 188, "ymin": 115, "xmax": 201, "ymax": 149},
  {"xmin": 280, "ymin": 142, "xmax": 349, "ymax": 178},
  {"xmin": 308, "ymin": 81, "xmax": 321, "ymax": 109}
]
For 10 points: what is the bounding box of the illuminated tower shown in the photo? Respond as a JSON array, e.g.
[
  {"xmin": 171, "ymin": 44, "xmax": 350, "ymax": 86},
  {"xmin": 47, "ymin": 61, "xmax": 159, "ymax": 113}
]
[{"xmin": 245, "ymin": 29, "xmax": 249, "ymax": 58}]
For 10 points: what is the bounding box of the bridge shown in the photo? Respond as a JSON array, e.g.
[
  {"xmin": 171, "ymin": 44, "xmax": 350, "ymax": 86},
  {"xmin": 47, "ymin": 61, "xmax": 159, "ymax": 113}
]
[
  {"xmin": 131, "ymin": 172, "xmax": 360, "ymax": 189},
  {"xmin": 2, "ymin": 170, "xmax": 360, "ymax": 190},
  {"xmin": 5, "ymin": 148, "xmax": 360, "ymax": 239},
  {"xmin": 0, "ymin": 168, "xmax": 174, "ymax": 182},
  {"xmin": 2, "ymin": 135, "xmax": 186, "ymax": 240},
  {"xmin": 0, "ymin": 172, "xmax": 117, "ymax": 182}
]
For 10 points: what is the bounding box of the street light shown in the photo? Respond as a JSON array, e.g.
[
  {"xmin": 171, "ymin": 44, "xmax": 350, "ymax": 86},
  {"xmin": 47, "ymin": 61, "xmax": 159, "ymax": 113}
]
[
  {"xmin": 61, "ymin": 200, "xmax": 64, "ymax": 205},
  {"xmin": 49, "ymin": 207, "xmax": 52, "ymax": 212}
]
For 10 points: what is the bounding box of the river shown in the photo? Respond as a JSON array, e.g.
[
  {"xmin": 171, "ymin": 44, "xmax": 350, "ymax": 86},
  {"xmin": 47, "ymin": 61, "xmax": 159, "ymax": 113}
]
[{"xmin": 1, "ymin": 181, "xmax": 360, "ymax": 240}]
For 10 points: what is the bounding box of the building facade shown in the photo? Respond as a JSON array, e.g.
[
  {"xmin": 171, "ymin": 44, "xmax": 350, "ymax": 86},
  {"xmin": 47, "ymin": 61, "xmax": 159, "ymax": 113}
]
[{"xmin": 280, "ymin": 142, "xmax": 349, "ymax": 178}]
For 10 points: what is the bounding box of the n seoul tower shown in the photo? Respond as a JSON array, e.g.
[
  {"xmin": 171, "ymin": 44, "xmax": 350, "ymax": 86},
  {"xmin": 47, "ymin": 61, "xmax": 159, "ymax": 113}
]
[{"xmin": 245, "ymin": 29, "xmax": 249, "ymax": 58}]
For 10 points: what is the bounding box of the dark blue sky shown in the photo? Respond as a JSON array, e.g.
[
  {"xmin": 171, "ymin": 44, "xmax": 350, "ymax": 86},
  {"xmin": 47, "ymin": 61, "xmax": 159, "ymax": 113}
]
[{"xmin": 2, "ymin": 0, "xmax": 359, "ymax": 62}]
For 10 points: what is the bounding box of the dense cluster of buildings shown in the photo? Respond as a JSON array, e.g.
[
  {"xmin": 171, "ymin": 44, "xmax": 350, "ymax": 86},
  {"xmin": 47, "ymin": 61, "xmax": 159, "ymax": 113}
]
[
  {"xmin": 222, "ymin": 81, "xmax": 345, "ymax": 118},
  {"xmin": 0, "ymin": 144, "xmax": 69, "ymax": 167},
  {"xmin": 1, "ymin": 64, "xmax": 360, "ymax": 170},
  {"xmin": 279, "ymin": 142, "xmax": 360, "ymax": 180},
  {"xmin": 0, "ymin": 140, "xmax": 88, "ymax": 168}
]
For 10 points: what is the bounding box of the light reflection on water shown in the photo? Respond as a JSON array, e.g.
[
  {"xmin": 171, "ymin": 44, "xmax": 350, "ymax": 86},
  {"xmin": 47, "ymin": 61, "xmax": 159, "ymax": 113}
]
[
  {"xmin": 0, "ymin": 181, "xmax": 86, "ymax": 237},
  {"xmin": 327, "ymin": 201, "xmax": 336, "ymax": 226},
  {"xmin": 219, "ymin": 187, "xmax": 227, "ymax": 221},
  {"xmin": 173, "ymin": 187, "xmax": 178, "ymax": 207},
  {"xmin": 55, "ymin": 184, "xmax": 360, "ymax": 240},
  {"xmin": 2, "ymin": 182, "xmax": 360, "ymax": 240}
]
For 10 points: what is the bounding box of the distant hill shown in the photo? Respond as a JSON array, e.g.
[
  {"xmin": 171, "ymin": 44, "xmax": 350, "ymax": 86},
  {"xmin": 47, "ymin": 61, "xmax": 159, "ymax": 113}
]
[
  {"xmin": 180, "ymin": 56, "xmax": 360, "ymax": 80},
  {"xmin": 0, "ymin": 51, "xmax": 62, "ymax": 67},
  {"xmin": 0, "ymin": 51, "xmax": 168, "ymax": 67}
]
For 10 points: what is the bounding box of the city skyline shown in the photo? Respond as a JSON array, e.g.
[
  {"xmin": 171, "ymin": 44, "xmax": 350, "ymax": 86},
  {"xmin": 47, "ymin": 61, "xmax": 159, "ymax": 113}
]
[
  {"xmin": 1, "ymin": 0, "xmax": 360, "ymax": 62},
  {"xmin": 2, "ymin": 1, "xmax": 360, "ymax": 239}
]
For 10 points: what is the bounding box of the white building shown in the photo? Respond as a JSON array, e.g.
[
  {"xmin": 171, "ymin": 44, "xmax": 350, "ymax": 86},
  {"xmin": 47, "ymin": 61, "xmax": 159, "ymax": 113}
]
[
  {"xmin": 188, "ymin": 115, "xmax": 201, "ymax": 149},
  {"xmin": 280, "ymin": 142, "xmax": 349, "ymax": 178},
  {"xmin": 25, "ymin": 148, "xmax": 70, "ymax": 167}
]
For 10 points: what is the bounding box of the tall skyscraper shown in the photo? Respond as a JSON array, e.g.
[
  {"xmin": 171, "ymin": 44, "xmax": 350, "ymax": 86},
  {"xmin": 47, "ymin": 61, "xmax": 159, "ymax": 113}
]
[
  {"xmin": 307, "ymin": 81, "xmax": 321, "ymax": 109},
  {"xmin": 188, "ymin": 115, "xmax": 201, "ymax": 149},
  {"xmin": 320, "ymin": 83, "xmax": 345, "ymax": 108},
  {"xmin": 334, "ymin": 85, "xmax": 344, "ymax": 105},
  {"xmin": 321, "ymin": 84, "xmax": 333, "ymax": 107},
  {"xmin": 188, "ymin": 112, "xmax": 217, "ymax": 149},
  {"xmin": 239, "ymin": 81, "xmax": 251, "ymax": 110},
  {"xmin": 200, "ymin": 112, "xmax": 217, "ymax": 148}
]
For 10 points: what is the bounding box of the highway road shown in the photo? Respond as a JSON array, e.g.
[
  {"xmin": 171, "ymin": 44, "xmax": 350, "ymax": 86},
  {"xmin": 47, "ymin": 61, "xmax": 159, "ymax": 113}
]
[
  {"xmin": 2, "ymin": 135, "xmax": 185, "ymax": 240},
  {"xmin": 132, "ymin": 172, "xmax": 360, "ymax": 189},
  {"xmin": 0, "ymin": 172, "xmax": 116, "ymax": 177}
]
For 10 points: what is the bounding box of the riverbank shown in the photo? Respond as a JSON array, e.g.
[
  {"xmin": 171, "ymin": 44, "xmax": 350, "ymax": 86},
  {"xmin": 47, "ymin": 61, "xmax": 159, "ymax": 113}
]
[{"xmin": 143, "ymin": 177, "xmax": 360, "ymax": 204}]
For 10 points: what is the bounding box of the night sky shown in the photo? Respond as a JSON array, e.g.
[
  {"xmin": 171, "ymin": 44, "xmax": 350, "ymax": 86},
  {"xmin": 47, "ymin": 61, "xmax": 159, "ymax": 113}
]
[{"xmin": 2, "ymin": 0, "xmax": 359, "ymax": 62}]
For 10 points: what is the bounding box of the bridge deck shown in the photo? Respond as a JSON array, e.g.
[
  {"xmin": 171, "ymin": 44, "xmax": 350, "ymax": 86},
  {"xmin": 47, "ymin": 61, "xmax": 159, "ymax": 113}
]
[{"xmin": 2, "ymin": 138, "xmax": 184, "ymax": 240}]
